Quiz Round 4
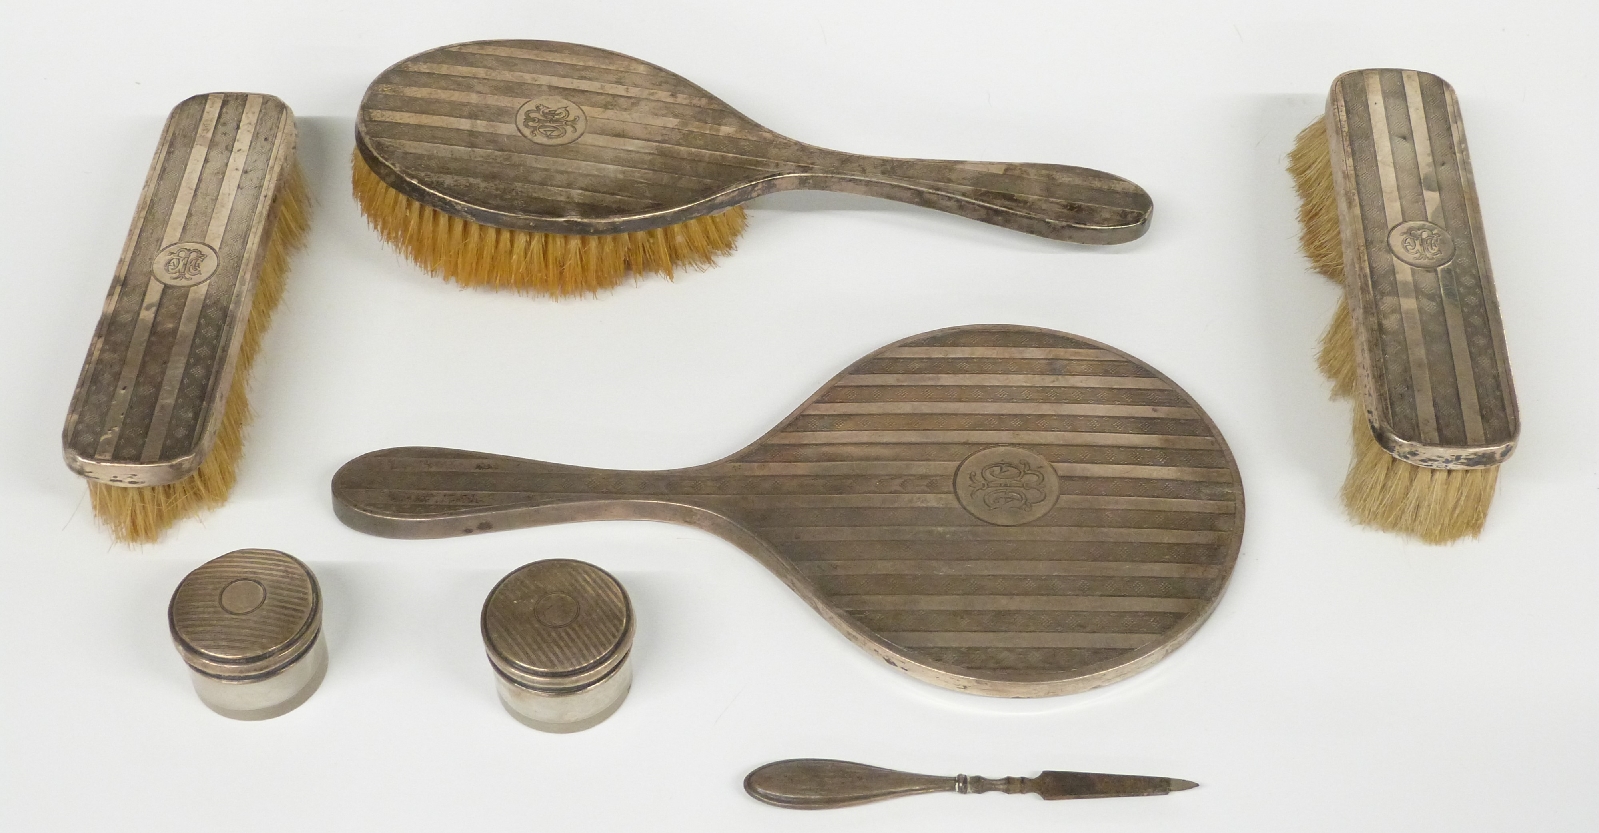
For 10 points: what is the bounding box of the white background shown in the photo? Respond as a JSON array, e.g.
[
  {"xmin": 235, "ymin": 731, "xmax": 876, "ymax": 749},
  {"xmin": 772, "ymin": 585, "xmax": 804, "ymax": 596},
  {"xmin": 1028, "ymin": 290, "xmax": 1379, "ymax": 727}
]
[{"xmin": 3, "ymin": 2, "xmax": 1596, "ymax": 830}]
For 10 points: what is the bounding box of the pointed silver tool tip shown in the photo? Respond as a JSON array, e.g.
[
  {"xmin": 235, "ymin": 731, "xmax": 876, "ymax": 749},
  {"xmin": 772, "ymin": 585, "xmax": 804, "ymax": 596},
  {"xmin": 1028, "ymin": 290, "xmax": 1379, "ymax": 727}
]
[{"xmin": 1169, "ymin": 779, "xmax": 1199, "ymax": 792}]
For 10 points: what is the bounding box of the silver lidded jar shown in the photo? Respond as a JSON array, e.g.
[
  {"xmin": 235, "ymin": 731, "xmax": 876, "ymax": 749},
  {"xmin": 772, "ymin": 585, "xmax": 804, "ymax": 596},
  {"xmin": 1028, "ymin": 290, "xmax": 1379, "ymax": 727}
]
[
  {"xmin": 481, "ymin": 559, "xmax": 635, "ymax": 733},
  {"xmin": 168, "ymin": 549, "xmax": 327, "ymax": 720}
]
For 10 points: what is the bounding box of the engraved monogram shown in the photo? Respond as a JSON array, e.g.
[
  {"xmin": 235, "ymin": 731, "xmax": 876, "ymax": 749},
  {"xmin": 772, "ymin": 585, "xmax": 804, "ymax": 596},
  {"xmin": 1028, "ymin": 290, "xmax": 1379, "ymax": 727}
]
[
  {"xmin": 515, "ymin": 96, "xmax": 587, "ymax": 146},
  {"xmin": 163, "ymin": 247, "xmax": 209, "ymax": 280},
  {"xmin": 1387, "ymin": 220, "xmax": 1456, "ymax": 269},
  {"xmin": 523, "ymin": 104, "xmax": 578, "ymax": 139},
  {"xmin": 1400, "ymin": 226, "xmax": 1446, "ymax": 260},
  {"xmin": 152, "ymin": 241, "xmax": 219, "ymax": 287},
  {"xmin": 954, "ymin": 447, "xmax": 1061, "ymax": 526},
  {"xmin": 968, "ymin": 461, "xmax": 1049, "ymax": 510}
]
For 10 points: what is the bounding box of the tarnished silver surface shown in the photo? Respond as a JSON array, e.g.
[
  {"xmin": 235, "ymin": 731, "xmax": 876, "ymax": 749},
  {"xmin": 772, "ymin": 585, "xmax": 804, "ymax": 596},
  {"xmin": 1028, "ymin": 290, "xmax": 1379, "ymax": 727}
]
[
  {"xmin": 1324, "ymin": 69, "xmax": 1517, "ymax": 468},
  {"xmin": 744, "ymin": 759, "xmax": 1196, "ymax": 809},
  {"xmin": 62, "ymin": 93, "xmax": 299, "ymax": 487},
  {"xmin": 482, "ymin": 559, "xmax": 635, "ymax": 731},
  {"xmin": 494, "ymin": 661, "xmax": 633, "ymax": 733},
  {"xmin": 168, "ymin": 548, "xmax": 325, "ymax": 720},
  {"xmin": 333, "ymin": 326, "xmax": 1244, "ymax": 698},
  {"xmin": 357, "ymin": 40, "xmax": 1152, "ymax": 243},
  {"xmin": 186, "ymin": 637, "xmax": 327, "ymax": 721}
]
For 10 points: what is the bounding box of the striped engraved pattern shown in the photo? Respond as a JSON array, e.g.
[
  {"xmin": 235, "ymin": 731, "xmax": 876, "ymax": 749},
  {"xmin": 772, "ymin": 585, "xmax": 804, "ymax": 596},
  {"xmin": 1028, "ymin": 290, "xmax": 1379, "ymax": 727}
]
[
  {"xmin": 483, "ymin": 560, "xmax": 630, "ymax": 678},
  {"xmin": 169, "ymin": 549, "xmax": 319, "ymax": 670},
  {"xmin": 356, "ymin": 40, "xmax": 1150, "ymax": 238},
  {"xmin": 334, "ymin": 326, "xmax": 1243, "ymax": 695},
  {"xmin": 63, "ymin": 93, "xmax": 297, "ymax": 483},
  {"xmin": 1328, "ymin": 69, "xmax": 1517, "ymax": 465}
]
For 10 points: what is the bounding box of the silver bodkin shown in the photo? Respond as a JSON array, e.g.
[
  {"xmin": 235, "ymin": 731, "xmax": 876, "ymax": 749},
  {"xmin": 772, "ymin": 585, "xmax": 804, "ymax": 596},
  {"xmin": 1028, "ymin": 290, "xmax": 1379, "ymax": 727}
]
[{"xmin": 744, "ymin": 759, "xmax": 1197, "ymax": 809}]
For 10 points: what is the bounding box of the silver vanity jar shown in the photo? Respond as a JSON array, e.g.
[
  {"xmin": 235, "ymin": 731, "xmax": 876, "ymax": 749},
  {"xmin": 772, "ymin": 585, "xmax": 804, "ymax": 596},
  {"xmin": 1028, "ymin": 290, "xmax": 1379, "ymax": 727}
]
[
  {"xmin": 481, "ymin": 559, "xmax": 635, "ymax": 733},
  {"xmin": 168, "ymin": 549, "xmax": 327, "ymax": 721}
]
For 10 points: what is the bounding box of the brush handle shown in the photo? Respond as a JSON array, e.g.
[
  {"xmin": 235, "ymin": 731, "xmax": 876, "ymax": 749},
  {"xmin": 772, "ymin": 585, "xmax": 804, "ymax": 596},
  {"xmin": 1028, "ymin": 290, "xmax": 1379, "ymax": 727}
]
[
  {"xmin": 780, "ymin": 148, "xmax": 1152, "ymax": 244},
  {"xmin": 744, "ymin": 760, "xmax": 955, "ymax": 809},
  {"xmin": 361, "ymin": 41, "xmax": 1152, "ymax": 242},
  {"xmin": 63, "ymin": 92, "xmax": 300, "ymax": 487},
  {"xmin": 1322, "ymin": 69, "xmax": 1516, "ymax": 468}
]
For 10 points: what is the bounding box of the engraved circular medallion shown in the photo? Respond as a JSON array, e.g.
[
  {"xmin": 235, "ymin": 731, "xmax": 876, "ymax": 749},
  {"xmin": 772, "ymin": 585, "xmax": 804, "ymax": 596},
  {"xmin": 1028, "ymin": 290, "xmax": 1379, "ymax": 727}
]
[
  {"xmin": 152, "ymin": 241, "xmax": 219, "ymax": 287},
  {"xmin": 482, "ymin": 559, "xmax": 633, "ymax": 687},
  {"xmin": 219, "ymin": 579, "xmax": 267, "ymax": 615},
  {"xmin": 169, "ymin": 549, "xmax": 321, "ymax": 679},
  {"xmin": 533, "ymin": 593, "xmax": 580, "ymax": 628},
  {"xmin": 1388, "ymin": 220, "xmax": 1455, "ymax": 269},
  {"xmin": 954, "ymin": 446, "xmax": 1060, "ymax": 526},
  {"xmin": 515, "ymin": 96, "xmax": 586, "ymax": 145}
]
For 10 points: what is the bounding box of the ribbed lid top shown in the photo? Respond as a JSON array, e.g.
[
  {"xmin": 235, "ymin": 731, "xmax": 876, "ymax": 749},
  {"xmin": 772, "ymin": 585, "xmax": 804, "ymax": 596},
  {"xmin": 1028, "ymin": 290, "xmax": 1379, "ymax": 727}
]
[
  {"xmin": 482, "ymin": 559, "xmax": 633, "ymax": 691},
  {"xmin": 169, "ymin": 549, "xmax": 321, "ymax": 680}
]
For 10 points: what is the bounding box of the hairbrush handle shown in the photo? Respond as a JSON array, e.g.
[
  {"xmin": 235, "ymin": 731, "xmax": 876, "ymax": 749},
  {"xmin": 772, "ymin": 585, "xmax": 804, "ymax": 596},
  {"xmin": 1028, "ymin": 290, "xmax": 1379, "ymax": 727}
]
[
  {"xmin": 797, "ymin": 149, "xmax": 1152, "ymax": 244},
  {"xmin": 363, "ymin": 41, "xmax": 1152, "ymax": 245}
]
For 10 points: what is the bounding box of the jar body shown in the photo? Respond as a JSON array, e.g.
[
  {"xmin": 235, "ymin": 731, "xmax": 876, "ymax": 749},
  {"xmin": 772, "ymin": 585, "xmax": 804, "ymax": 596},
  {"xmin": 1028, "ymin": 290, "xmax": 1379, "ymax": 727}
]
[
  {"xmin": 494, "ymin": 655, "xmax": 631, "ymax": 733},
  {"xmin": 481, "ymin": 559, "xmax": 636, "ymax": 734},
  {"xmin": 169, "ymin": 549, "xmax": 325, "ymax": 721},
  {"xmin": 187, "ymin": 636, "xmax": 327, "ymax": 721}
]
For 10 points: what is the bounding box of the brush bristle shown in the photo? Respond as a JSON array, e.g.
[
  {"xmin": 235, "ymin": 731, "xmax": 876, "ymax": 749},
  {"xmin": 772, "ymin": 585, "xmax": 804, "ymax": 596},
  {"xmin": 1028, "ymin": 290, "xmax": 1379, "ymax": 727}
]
[
  {"xmin": 1317, "ymin": 295, "xmax": 1357, "ymax": 399},
  {"xmin": 1291, "ymin": 117, "xmax": 1356, "ymax": 396},
  {"xmin": 1341, "ymin": 412, "xmax": 1498, "ymax": 543},
  {"xmin": 1288, "ymin": 119, "xmax": 1343, "ymax": 283},
  {"xmin": 351, "ymin": 149, "xmax": 746, "ymax": 297},
  {"xmin": 90, "ymin": 161, "xmax": 310, "ymax": 543}
]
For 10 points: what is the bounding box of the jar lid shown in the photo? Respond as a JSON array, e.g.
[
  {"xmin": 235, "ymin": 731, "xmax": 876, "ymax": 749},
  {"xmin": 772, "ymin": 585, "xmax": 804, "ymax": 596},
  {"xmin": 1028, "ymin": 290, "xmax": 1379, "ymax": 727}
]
[
  {"xmin": 169, "ymin": 549, "xmax": 322, "ymax": 681},
  {"xmin": 482, "ymin": 559, "xmax": 633, "ymax": 692}
]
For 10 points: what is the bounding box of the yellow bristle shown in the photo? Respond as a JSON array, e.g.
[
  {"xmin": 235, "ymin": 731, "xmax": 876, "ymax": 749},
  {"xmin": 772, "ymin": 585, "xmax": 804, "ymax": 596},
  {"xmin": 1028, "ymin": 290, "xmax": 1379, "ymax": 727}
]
[
  {"xmin": 1292, "ymin": 120, "xmax": 1356, "ymax": 395},
  {"xmin": 1290, "ymin": 118, "xmax": 1500, "ymax": 544},
  {"xmin": 89, "ymin": 161, "xmax": 311, "ymax": 543},
  {"xmin": 351, "ymin": 149, "xmax": 746, "ymax": 297},
  {"xmin": 1317, "ymin": 295, "xmax": 1357, "ymax": 399},
  {"xmin": 1342, "ymin": 413, "xmax": 1498, "ymax": 543},
  {"xmin": 1288, "ymin": 120, "xmax": 1343, "ymax": 283}
]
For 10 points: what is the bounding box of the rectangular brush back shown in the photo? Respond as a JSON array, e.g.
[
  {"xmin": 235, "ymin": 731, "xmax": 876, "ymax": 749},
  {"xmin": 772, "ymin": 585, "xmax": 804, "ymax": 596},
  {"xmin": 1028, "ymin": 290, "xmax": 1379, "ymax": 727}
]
[
  {"xmin": 1325, "ymin": 69, "xmax": 1517, "ymax": 469},
  {"xmin": 63, "ymin": 93, "xmax": 298, "ymax": 487}
]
